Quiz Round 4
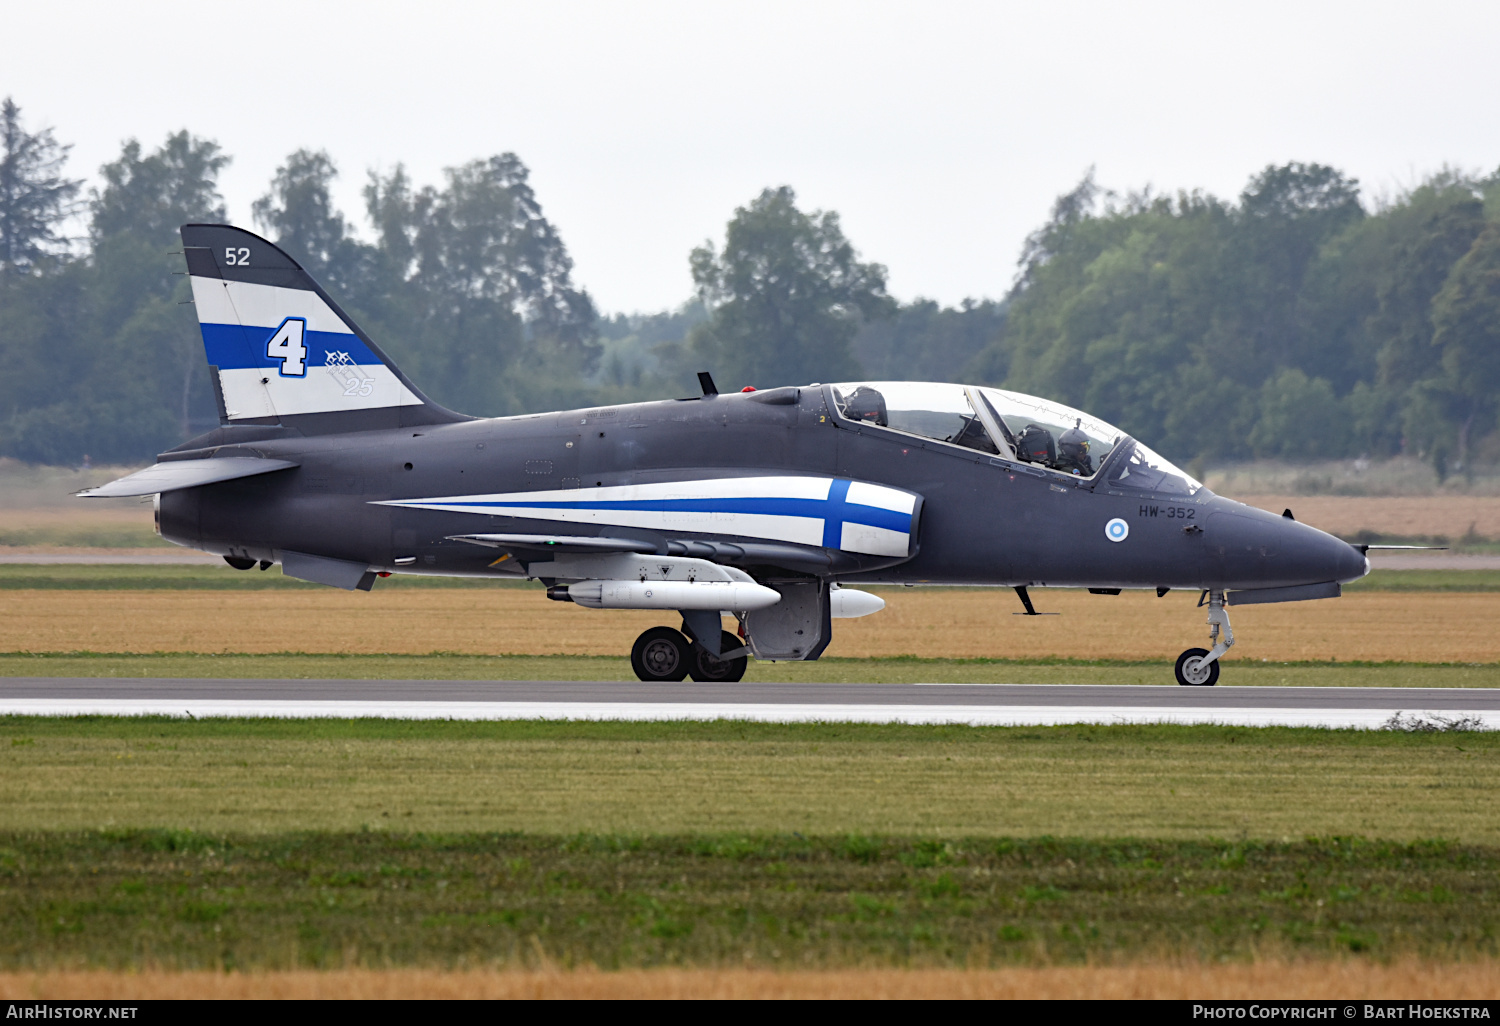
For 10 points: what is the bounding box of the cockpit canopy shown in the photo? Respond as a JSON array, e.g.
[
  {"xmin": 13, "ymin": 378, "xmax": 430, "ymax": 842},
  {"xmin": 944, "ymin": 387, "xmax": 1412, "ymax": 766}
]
[{"xmin": 829, "ymin": 381, "xmax": 1201, "ymax": 497}]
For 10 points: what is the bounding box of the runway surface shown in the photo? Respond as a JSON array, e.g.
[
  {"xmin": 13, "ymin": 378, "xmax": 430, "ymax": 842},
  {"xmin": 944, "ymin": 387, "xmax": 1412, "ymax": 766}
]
[{"xmin": 2, "ymin": 678, "xmax": 1496, "ymax": 728}]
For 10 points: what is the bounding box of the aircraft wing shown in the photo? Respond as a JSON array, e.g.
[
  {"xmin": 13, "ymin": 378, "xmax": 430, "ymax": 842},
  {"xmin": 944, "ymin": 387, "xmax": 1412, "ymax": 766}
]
[
  {"xmin": 78, "ymin": 457, "xmax": 300, "ymax": 497},
  {"xmin": 449, "ymin": 533, "xmax": 870, "ymax": 574}
]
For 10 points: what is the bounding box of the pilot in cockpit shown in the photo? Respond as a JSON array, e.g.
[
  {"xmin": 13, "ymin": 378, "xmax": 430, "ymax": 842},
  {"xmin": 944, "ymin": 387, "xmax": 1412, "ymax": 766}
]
[
  {"xmin": 1014, "ymin": 418, "xmax": 1093, "ymax": 476},
  {"xmin": 1054, "ymin": 419, "xmax": 1093, "ymax": 476},
  {"xmin": 843, "ymin": 386, "xmax": 888, "ymax": 426}
]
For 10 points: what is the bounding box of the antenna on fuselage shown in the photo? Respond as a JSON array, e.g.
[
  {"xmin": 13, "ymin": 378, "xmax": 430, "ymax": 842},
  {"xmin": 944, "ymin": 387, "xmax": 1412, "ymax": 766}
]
[
  {"xmin": 1012, "ymin": 585, "xmax": 1058, "ymax": 616},
  {"xmin": 697, "ymin": 371, "xmax": 719, "ymax": 396}
]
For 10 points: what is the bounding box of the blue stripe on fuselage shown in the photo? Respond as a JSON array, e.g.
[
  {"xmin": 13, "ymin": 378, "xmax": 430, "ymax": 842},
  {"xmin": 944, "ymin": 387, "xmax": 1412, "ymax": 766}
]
[
  {"xmin": 398, "ymin": 493, "xmax": 913, "ymax": 536},
  {"xmin": 198, "ymin": 322, "xmax": 381, "ymax": 370}
]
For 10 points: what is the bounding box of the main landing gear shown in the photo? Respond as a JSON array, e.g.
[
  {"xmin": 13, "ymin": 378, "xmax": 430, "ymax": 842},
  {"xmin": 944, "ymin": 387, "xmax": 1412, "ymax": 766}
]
[
  {"xmin": 629, "ymin": 624, "xmax": 748, "ymax": 683},
  {"xmin": 1175, "ymin": 589, "xmax": 1234, "ymax": 686}
]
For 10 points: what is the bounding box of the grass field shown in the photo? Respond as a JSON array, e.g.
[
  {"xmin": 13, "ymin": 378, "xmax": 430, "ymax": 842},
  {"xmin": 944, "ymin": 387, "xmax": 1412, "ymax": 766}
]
[
  {"xmin": 3, "ymin": 718, "xmax": 1499, "ymax": 981},
  {"xmin": 3, "ymin": 719, "xmax": 1496, "ymax": 839},
  {"xmin": 5, "ymin": 584, "xmax": 1498, "ymax": 663},
  {"xmin": 1, "ymin": 830, "xmax": 1496, "ymax": 971},
  {"xmin": 1232, "ymin": 494, "xmax": 1500, "ymax": 543},
  {"xmin": 5, "ymin": 563, "xmax": 1499, "ymax": 672},
  {"xmin": 5, "ymin": 545, "xmax": 1500, "ymax": 988}
]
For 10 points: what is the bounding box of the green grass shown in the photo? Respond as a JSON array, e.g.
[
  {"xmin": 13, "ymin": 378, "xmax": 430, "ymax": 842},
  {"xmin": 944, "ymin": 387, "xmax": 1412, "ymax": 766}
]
[
  {"xmin": 3, "ymin": 719, "xmax": 1497, "ymax": 840},
  {"xmin": 5, "ymin": 719, "xmax": 1497, "ymax": 970},
  {"xmin": 0, "ymin": 830, "xmax": 1493, "ymax": 969},
  {"xmin": 5, "ymin": 564, "xmax": 1500, "ymax": 591},
  {"xmin": 2, "ymin": 650, "xmax": 1499, "ymax": 686},
  {"xmin": 0, "ymin": 526, "xmax": 170, "ymax": 548},
  {"xmin": 1345, "ymin": 569, "xmax": 1500, "ymax": 591}
]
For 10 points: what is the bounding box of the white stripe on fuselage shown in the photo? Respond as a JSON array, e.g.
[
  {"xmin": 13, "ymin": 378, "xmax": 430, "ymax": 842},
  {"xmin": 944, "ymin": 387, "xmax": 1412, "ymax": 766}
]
[{"xmin": 375, "ymin": 477, "xmax": 918, "ymax": 557}]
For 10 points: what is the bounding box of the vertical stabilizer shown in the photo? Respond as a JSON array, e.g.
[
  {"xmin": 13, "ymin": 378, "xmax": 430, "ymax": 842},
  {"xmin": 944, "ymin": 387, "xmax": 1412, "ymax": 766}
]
[{"xmin": 180, "ymin": 223, "xmax": 464, "ymax": 432}]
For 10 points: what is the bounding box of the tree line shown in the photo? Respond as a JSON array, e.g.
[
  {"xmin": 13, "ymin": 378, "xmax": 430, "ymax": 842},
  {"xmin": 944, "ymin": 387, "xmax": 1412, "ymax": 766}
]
[
  {"xmin": 987, "ymin": 164, "xmax": 1500, "ymax": 478},
  {"xmin": 1, "ymin": 96, "xmax": 1497, "ymax": 474}
]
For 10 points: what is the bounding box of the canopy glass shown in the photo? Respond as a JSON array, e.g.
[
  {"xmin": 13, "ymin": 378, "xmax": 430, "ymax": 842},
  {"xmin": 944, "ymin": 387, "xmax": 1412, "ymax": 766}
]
[{"xmin": 829, "ymin": 381, "xmax": 1201, "ymax": 496}]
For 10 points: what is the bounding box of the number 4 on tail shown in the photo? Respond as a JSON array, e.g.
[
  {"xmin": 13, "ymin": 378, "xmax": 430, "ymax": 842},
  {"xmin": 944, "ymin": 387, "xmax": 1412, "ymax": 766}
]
[{"xmin": 266, "ymin": 317, "xmax": 308, "ymax": 376}]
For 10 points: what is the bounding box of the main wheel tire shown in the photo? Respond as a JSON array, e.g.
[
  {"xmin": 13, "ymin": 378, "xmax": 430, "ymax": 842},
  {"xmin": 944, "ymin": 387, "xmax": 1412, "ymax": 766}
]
[
  {"xmin": 1175, "ymin": 647, "xmax": 1220, "ymax": 686},
  {"xmin": 631, "ymin": 626, "xmax": 690, "ymax": 682},
  {"xmin": 687, "ymin": 630, "xmax": 747, "ymax": 683}
]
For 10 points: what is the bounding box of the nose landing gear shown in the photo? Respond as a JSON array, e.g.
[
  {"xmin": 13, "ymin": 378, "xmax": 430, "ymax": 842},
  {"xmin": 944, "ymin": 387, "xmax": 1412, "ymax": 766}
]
[{"xmin": 1175, "ymin": 589, "xmax": 1234, "ymax": 686}]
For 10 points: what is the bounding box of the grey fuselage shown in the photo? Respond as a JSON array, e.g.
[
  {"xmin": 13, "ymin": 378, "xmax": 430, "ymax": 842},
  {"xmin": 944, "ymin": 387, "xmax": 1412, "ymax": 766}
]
[{"xmin": 158, "ymin": 384, "xmax": 1368, "ymax": 592}]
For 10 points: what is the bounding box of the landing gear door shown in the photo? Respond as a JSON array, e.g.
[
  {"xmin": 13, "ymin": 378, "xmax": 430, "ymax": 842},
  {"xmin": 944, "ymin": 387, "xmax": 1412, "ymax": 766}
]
[{"xmin": 743, "ymin": 579, "xmax": 831, "ymax": 661}]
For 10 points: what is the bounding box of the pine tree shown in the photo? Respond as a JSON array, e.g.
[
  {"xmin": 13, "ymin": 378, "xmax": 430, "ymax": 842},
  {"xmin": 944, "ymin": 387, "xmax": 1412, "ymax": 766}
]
[{"xmin": 0, "ymin": 98, "xmax": 80, "ymax": 276}]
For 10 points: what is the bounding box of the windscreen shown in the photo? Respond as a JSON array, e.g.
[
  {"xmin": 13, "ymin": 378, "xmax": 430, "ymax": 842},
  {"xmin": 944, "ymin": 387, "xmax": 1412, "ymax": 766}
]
[{"xmin": 1103, "ymin": 439, "xmax": 1203, "ymax": 496}]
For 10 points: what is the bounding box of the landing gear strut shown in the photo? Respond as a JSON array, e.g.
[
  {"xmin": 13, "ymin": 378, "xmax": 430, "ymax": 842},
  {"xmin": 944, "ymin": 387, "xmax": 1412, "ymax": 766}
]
[{"xmin": 1175, "ymin": 590, "xmax": 1233, "ymax": 686}]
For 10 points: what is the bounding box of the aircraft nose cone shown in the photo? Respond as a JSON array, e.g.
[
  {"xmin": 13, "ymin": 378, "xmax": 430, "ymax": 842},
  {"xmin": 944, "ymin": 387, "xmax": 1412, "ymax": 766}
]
[
  {"xmin": 1202, "ymin": 502, "xmax": 1372, "ymax": 588},
  {"xmin": 1289, "ymin": 523, "xmax": 1370, "ymax": 584},
  {"xmin": 1335, "ymin": 539, "xmax": 1371, "ymax": 583}
]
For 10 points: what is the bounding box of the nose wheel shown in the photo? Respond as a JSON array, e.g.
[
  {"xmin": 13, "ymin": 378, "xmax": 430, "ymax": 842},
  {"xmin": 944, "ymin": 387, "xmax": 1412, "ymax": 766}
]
[
  {"xmin": 1175, "ymin": 647, "xmax": 1220, "ymax": 686},
  {"xmin": 1176, "ymin": 590, "xmax": 1233, "ymax": 686}
]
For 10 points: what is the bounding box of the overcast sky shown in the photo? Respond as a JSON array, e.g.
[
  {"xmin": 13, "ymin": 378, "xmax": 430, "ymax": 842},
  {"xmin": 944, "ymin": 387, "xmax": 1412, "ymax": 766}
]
[{"xmin": 8, "ymin": 0, "xmax": 1499, "ymax": 313}]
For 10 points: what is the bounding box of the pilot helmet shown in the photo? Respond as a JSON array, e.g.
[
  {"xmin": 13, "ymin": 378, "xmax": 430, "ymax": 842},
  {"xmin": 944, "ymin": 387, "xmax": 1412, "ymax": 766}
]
[
  {"xmin": 844, "ymin": 386, "xmax": 888, "ymax": 427},
  {"xmin": 1015, "ymin": 423, "xmax": 1055, "ymax": 463},
  {"xmin": 1059, "ymin": 419, "xmax": 1091, "ymax": 460}
]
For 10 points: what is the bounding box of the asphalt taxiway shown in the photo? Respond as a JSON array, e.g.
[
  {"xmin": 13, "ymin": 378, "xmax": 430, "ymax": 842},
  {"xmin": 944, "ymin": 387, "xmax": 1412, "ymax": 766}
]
[{"xmin": 1, "ymin": 678, "xmax": 1495, "ymax": 729}]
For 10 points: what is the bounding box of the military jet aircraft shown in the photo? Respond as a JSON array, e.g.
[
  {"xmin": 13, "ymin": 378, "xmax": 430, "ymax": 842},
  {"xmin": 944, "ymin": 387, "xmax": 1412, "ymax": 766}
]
[{"xmin": 82, "ymin": 224, "xmax": 1373, "ymax": 686}]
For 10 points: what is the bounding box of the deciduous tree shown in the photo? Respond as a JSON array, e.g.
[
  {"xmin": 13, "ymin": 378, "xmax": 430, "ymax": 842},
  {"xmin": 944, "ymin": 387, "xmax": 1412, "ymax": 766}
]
[{"xmin": 690, "ymin": 186, "xmax": 893, "ymax": 388}]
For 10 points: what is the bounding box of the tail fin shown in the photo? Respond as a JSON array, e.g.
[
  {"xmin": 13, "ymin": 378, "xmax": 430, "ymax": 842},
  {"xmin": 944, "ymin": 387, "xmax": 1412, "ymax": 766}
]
[{"xmin": 180, "ymin": 224, "xmax": 465, "ymax": 431}]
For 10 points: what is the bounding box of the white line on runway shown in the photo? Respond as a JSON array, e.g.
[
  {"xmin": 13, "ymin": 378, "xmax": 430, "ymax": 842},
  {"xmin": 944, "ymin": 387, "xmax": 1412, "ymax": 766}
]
[{"xmin": 3, "ymin": 699, "xmax": 1497, "ymax": 729}]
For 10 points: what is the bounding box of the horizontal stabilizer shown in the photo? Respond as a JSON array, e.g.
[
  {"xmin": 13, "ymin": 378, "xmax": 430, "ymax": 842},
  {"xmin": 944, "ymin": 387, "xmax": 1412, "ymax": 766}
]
[{"xmin": 78, "ymin": 457, "xmax": 298, "ymax": 498}]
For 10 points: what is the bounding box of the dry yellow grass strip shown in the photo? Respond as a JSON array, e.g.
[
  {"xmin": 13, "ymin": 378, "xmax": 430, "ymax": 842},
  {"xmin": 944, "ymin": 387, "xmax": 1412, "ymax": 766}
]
[
  {"xmin": 1235, "ymin": 495, "xmax": 1500, "ymax": 540},
  {"xmin": 3, "ymin": 587, "xmax": 1496, "ymax": 662},
  {"xmin": 1, "ymin": 963, "xmax": 1496, "ymax": 999}
]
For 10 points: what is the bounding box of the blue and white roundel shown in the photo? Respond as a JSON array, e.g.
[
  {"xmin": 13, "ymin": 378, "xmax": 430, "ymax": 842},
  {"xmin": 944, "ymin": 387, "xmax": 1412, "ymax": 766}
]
[{"xmin": 1104, "ymin": 518, "xmax": 1129, "ymax": 543}]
